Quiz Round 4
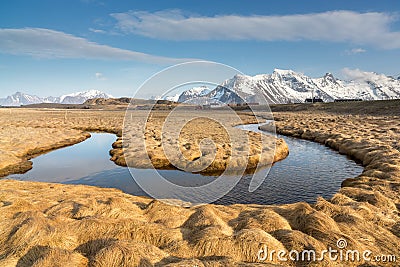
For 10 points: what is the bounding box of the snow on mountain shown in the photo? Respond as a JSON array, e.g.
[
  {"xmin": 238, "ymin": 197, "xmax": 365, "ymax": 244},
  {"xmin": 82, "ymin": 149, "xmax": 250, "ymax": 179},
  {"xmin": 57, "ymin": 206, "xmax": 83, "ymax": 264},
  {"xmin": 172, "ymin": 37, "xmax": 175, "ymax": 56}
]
[
  {"xmin": 181, "ymin": 69, "xmax": 400, "ymax": 105},
  {"xmin": 0, "ymin": 90, "xmax": 112, "ymax": 106},
  {"xmin": 0, "ymin": 92, "xmax": 44, "ymax": 106},
  {"xmin": 177, "ymin": 86, "xmax": 211, "ymax": 102},
  {"xmin": 208, "ymin": 85, "xmax": 244, "ymax": 104},
  {"xmin": 337, "ymin": 69, "xmax": 400, "ymax": 100},
  {"xmin": 150, "ymin": 93, "xmax": 180, "ymax": 102},
  {"xmin": 210, "ymin": 69, "xmax": 334, "ymax": 104},
  {"xmin": 164, "ymin": 93, "xmax": 181, "ymax": 102},
  {"xmin": 59, "ymin": 90, "xmax": 112, "ymax": 104}
]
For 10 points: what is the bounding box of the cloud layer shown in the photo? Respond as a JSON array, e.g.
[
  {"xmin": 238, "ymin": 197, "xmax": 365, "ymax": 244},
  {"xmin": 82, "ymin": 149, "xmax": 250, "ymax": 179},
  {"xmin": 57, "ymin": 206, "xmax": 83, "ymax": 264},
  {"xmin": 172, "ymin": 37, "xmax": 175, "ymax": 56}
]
[
  {"xmin": 345, "ymin": 48, "xmax": 367, "ymax": 55},
  {"xmin": 341, "ymin": 68, "xmax": 388, "ymax": 81},
  {"xmin": 348, "ymin": 48, "xmax": 367, "ymax": 54},
  {"xmin": 0, "ymin": 28, "xmax": 192, "ymax": 64},
  {"xmin": 111, "ymin": 10, "xmax": 400, "ymax": 49}
]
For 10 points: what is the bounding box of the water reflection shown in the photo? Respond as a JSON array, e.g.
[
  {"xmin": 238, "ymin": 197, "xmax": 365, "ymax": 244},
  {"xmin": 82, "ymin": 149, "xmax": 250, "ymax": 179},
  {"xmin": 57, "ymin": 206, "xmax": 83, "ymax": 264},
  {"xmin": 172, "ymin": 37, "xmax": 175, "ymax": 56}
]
[{"xmin": 8, "ymin": 127, "xmax": 363, "ymax": 205}]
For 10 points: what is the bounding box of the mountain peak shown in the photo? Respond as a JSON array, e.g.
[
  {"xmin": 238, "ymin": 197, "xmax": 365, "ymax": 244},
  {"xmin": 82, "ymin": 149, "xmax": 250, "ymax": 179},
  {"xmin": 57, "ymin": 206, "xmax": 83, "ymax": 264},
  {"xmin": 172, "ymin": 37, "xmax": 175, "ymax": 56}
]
[
  {"xmin": 0, "ymin": 90, "xmax": 112, "ymax": 106},
  {"xmin": 189, "ymin": 69, "xmax": 400, "ymax": 105},
  {"xmin": 273, "ymin": 69, "xmax": 295, "ymax": 76},
  {"xmin": 177, "ymin": 86, "xmax": 210, "ymax": 102},
  {"xmin": 324, "ymin": 73, "xmax": 337, "ymax": 83},
  {"xmin": 13, "ymin": 91, "xmax": 29, "ymax": 96}
]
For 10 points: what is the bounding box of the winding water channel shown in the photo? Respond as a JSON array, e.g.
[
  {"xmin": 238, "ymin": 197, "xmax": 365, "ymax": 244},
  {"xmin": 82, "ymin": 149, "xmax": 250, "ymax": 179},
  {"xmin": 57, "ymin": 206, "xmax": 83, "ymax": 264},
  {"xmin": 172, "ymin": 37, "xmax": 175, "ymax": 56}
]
[{"xmin": 7, "ymin": 123, "xmax": 363, "ymax": 204}]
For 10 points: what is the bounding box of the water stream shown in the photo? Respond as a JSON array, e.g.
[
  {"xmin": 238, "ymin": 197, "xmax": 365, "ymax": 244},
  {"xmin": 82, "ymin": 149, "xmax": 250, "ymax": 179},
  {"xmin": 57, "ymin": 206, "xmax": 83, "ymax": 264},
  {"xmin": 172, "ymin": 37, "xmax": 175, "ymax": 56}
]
[{"xmin": 7, "ymin": 123, "xmax": 363, "ymax": 204}]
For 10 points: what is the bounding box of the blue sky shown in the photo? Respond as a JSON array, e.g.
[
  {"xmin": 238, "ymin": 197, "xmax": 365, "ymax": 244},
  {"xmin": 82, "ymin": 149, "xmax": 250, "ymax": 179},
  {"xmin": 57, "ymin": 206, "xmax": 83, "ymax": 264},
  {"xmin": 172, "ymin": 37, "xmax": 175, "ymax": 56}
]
[{"xmin": 1, "ymin": 0, "xmax": 399, "ymax": 98}]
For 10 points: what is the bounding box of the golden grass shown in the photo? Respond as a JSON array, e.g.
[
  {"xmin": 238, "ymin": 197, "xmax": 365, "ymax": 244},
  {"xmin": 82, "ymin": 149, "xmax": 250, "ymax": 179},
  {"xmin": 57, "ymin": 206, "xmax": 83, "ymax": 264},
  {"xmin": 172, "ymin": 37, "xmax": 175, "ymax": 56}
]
[
  {"xmin": 0, "ymin": 108, "xmax": 288, "ymax": 176},
  {"xmin": 0, "ymin": 107, "xmax": 399, "ymax": 266},
  {"xmin": 120, "ymin": 110, "xmax": 288, "ymax": 173}
]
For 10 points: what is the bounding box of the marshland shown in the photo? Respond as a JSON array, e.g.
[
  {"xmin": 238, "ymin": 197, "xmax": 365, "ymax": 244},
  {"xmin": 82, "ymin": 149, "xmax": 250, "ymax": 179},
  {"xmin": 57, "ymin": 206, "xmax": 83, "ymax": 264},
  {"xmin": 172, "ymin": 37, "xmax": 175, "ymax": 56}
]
[{"xmin": 0, "ymin": 100, "xmax": 399, "ymax": 266}]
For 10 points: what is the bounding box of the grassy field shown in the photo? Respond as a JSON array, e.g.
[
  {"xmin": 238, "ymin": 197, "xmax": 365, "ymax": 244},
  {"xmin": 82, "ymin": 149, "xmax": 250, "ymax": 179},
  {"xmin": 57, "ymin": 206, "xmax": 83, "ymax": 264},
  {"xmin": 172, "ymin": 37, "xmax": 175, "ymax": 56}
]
[
  {"xmin": 0, "ymin": 108, "xmax": 288, "ymax": 176},
  {"xmin": 0, "ymin": 101, "xmax": 399, "ymax": 266}
]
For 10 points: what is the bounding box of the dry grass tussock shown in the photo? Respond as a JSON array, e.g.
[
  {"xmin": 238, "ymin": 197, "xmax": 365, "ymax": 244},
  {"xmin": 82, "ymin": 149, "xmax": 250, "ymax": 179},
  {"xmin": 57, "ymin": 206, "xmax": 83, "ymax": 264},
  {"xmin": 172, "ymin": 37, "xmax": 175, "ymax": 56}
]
[
  {"xmin": 0, "ymin": 106, "xmax": 399, "ymax": 266},
  {"xmin": 0, "ymin": 108, "xmax": 288, "ymax": 176}
]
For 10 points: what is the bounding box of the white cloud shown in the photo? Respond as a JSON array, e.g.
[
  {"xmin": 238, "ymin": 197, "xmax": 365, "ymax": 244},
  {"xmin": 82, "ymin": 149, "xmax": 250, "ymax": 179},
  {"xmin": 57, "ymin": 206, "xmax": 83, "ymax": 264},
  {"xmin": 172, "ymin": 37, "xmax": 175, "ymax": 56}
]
[
  {"xmin": 89, "ymin": 28, "xmax": 106, "ymax": 34},
  {"xmin": 0, "ymin": 27, "xmax": 193, "ymax": 64},
  {"xmin": 111, "ymin": 10, "xmax": 400, "ymax": 49},
  {"xmin": 341, "ymin": 68, "xmax": 385, "ymax": 81},
  {"xmin": 95, "ymin": 72, "xmax": 106, "ymax": 80},
  {"xmin": 346, "ymin": 48, "xmax": 367, "ymax": 55}
]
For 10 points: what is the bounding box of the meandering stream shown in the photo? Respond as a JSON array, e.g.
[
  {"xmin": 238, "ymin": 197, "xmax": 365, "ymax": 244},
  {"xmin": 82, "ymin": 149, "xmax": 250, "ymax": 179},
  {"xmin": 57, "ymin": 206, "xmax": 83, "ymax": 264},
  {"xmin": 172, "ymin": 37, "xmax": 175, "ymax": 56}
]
[{"xmin": 7, "ymin": 123, "xmax": 363, "ymax": 204}]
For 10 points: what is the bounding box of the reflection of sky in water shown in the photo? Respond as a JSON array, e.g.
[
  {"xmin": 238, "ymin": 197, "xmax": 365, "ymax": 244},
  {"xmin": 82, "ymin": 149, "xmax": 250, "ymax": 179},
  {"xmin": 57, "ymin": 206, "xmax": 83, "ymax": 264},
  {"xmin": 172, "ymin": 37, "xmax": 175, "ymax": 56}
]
[
  {"xmin": 9, "ymin": 134, "xmax": 118, "ymax": 182},
  {"xmin": 224, "ymin": 124, "xmax": 363, "ymax": 204},
  {"xmin": 8, "ymin": 128, "xmax": 363, "ymax": 205}
]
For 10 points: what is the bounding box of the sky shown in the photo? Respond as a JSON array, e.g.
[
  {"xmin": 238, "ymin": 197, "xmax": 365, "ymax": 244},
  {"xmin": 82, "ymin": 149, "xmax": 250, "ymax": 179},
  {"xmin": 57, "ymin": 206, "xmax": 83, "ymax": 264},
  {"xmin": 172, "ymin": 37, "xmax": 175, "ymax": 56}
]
[{"xmin": 1, "ymin": 0, "xmax": 400, "ymax": 98}]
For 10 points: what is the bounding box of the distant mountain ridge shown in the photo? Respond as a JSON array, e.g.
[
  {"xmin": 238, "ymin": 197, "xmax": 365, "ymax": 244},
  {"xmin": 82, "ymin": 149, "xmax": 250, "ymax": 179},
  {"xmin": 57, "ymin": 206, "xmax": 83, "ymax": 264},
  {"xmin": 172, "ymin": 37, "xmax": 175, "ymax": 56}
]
[
  {"xmin": 5, "ymin": 70, "xmax": 400, "ymax": 107},
  {"xmin": 0, "ymin": 90, "xmax": 113, "ymax": 106},
  {"xmin": 172, "ymin": 69, "xmax": 400, "ymax": 104},
  {"xmin": 177, "ymin": 86, "xmax": 211, "ymax": 103}
]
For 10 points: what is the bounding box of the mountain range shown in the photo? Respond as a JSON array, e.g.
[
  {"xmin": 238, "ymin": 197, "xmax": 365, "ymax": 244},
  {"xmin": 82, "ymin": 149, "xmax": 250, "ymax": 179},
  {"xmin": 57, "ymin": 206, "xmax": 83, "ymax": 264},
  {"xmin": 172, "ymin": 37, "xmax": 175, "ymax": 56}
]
[
  {"xmin": 169, "ymin": 69, "xmax": 400, "ymax": 104},
  {"xmin": 3, "ymin": 69, "xmax": 400, "ymax": 106},
  {"xmin": 0, "ymin": 90, "xmax": 112, "ymax": 106}
]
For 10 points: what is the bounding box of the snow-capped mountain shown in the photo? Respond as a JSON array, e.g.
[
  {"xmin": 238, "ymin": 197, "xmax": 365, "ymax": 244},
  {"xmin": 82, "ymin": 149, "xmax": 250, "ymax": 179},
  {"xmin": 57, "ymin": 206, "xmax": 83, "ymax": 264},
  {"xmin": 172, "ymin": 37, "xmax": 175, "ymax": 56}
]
[
  {"xmin": 150, "ymin": 86, "xmax": 211, "ymax": 103},
  {"xmin": 58, "ymin": 90, "xmax": 112, "ymax": 104},
  {"xmin": 150, "ymin": 93, "xmax": 181, "ymax": 102},
  {"xmin": 164, "ymin": 93, "xmax": 181, "ymax": 102},
  {"xmin": 177, "ymin": 86, "xmax": 211, "ymax": 102},
  {"xmin": 207, "ymin": 85, "xmax": 243, "ymax": 103},
  {"xmin": 0, "ymin": 90, "xmax": 112, "ymax": 106},
  {"xmin": 0, "ymin": 92, "xmax": 44, "ymax": 106},
  {"xmin": 177, "ymin": 69, "xmax": 400, "ymax": 104}
]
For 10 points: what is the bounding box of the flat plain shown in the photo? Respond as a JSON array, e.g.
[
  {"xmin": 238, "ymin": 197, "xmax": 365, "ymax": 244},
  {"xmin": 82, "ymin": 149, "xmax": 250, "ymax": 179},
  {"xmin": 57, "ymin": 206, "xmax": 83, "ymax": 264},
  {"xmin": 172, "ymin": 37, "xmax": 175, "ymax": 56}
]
[{"xmin": 0, "ymin": 100, "xmax": 399, "ymax": 266}]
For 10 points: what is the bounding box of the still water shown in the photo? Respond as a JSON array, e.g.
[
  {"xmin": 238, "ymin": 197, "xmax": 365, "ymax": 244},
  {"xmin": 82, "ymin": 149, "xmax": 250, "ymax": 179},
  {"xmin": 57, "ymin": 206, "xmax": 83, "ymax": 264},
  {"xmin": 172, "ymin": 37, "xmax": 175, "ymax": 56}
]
[{"xmin": 8, "ymin": 124, "xmax": 363, "ymax": 205}]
